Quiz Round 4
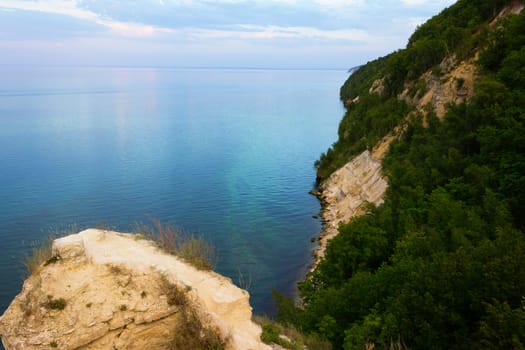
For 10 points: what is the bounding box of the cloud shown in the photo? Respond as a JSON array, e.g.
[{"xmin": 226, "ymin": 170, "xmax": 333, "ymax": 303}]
[
  {"xmin": 1, "ymin": 0, "xmax": 98, "ymax": 21},
  {"xmin": 400, "ymin": 0, "xmax": 454, "ymax": 6},
  {"xmin": 314, "ymin": 0, "xmax": 365, "ymax": 9},
  {"xmin": 0, "ymin": 8, "xmax": 105, "ymax": 40},
  {"xmin": 0, "ymin": 0, "xmax": 459, "ymax": 67},
  {"xmin": 188, "ymin": 25, "xmax": 369, "ymax": 41},
  {"xmin": 1, "ymin": 0, "xmax": 174, "ymax": 38},
  {"xmin": 102, "ymin": 20, "xmax": 173, "ymax": 37}
]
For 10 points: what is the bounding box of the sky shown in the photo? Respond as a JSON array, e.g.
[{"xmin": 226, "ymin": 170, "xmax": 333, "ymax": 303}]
[{"xmin": 0, "ymin": 0, "xmax": 456, "ymax": 68}]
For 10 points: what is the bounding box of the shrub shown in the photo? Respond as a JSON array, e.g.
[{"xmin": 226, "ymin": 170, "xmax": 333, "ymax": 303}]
[
  {"xmin": 158, "ymin": 273, "xmax": 226, "ymax": 349},
  {"xmin": 23, "ymin": 237, "xmax": 54, "ymax": 275},
  {"xmin": 254, "ymin": 315, "xmax": 331, "ymax": 350},
  {"xmin": 22, "ymin": 224, "xmax": 79, "ymax": 276},
  {"xmin": 44, "ymin": 297, "xmax": 66, "ymax": 310},
  {"xmin": 134, "ymin": 219, "xmax": 216, "ymax": 270},
  {"xmin": 169, "ymin": 307, "xmax": 226, "ymax": 350}
]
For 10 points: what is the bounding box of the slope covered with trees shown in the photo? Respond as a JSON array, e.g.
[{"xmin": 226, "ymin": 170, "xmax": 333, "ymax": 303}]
[{"xmin": 279, "ymin": 1, "xmax": 525, "ymax": 349}]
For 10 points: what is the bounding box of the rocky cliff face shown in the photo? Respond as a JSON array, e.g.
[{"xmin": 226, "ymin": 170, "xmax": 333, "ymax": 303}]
[
  {"xmin": 314, "ymin": 19, "xmax": 486, "ymax": 264},
  {"xmin": 314, "ymin": 53, "xmax": 479, "ymax": 265},
  {"xmin": 314, "ymin": 150, "xmax": 387, "ymax": 264},
  {"xmin": 313, "ymin": 0, "xmax": 525, "ymax": 264},
  {"xmin": 0, "ymin": 229, "xmax": 270, "ymax": 350}
]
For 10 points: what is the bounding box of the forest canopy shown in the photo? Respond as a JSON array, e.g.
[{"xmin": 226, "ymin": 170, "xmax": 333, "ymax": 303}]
[{"xmin": 282, "ymin": 1, "xmax": 525, "ymax": 349}]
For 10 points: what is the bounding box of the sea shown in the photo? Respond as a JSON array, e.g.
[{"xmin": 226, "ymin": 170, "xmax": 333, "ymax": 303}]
[{"xmin": 0, "ymin": 66, "xmax": 346, "ymax": 319}]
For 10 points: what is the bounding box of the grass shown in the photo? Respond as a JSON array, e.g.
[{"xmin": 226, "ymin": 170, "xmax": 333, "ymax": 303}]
[
  {"xmin": 23, "ymin": 236, "xmax": 54, "ymax": 276},
  {"xmin": 23, "ymin": 220, "xmax": 216, "ymax": 274},
  {"xmin": 254, "ymin": 315, "xmax": 332, "ymax": 350},
  {"xmin": 169, "ymin": 307, "xmax": 226, "ymax": 350},
  {"xmin": 22, "ymin": 224, "xmax": 80, "ymax": 276},
  {"xmin": 159, "ymin": 274, "xmax": 187, "ymax": 307},
  {"xmin": 134, "ymin": 219, "xmax": 216, "ymax": 270},
  {"xmin": 158, "ymin": 273, "xmax": 226, "ymax": 349},
  {"xmin": 237, "ymin": 269, "xmax": 252, "ymax": 291}
]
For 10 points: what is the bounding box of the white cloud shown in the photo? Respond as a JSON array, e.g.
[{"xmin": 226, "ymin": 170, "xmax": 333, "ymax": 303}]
[
  {"xmin": 102, "ymin": 20, "xmax": 173, "ymax": 37},
  {"xmin": 400, "ymin": 0, "xmax": 454, "ymax": 6},
  {"xmin": 0, "ymin": 0, "xmax": 459, "ymax": 67},
  {"xmin": 227, "ymin": 25, "xmax": 369, "ymax": 41},
  {"xmin": 1, "ymin": 0, "xmax": 174, "ymax": 37},
  {"xmin": 1, "ymin": 0, "xmax": 97, "ymax": 21},
  {"xmin": 314, "ymin": 0, "xmax": 364, "ymax": 9}
]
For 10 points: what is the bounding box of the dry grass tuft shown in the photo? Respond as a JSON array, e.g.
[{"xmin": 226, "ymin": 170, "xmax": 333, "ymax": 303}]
[
  {"xmin": 134, "ymin": 218, "xmax": 216, "ymax": 270},
  {"xmin": 159, "ymin": 274, "xmax": 187, "ymax": 307},
  {"xmin": 22, "ymin": 224, "xmax": 80, "ymax": 276},
  {"xmin": 169, "ymin": 307, "xmax": 226, "ymax": 350},
  {"xmin": 23, "ymin": 236, "xmax": 55, "ymax": 276},
  {"xmin": 158, "ymin": 273, "xmax": 226, "ymax": 349}
]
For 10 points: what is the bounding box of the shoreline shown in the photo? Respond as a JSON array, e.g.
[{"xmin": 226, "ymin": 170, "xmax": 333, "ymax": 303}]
[{"xmin": 309, "ymin": 149, "xmax": 388, "ymax": 270}]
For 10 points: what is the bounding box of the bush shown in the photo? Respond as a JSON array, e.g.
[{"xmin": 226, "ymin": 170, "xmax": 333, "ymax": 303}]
[
  {"xmin": 44, "ymin": 297, "xmax": 66, "ymax": 310},
  {"xmin": 159, "ymin": 273, "xmax": 226, "ymax": 350},
  {"xmin": 255, "ymin": 315, "xmax": 332, "ymax": 350},
  {"xmin": 134, "ymin": 219, "xmax": 216, "ymax": 270}
]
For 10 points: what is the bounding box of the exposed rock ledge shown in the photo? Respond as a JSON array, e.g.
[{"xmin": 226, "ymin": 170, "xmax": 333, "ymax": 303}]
[
  {"xmin": 0, "ymin": 229, "xmax": 271, "ymax": 350},
  {"xmin": 313, "ymin": 150, "xmax": 388, "ymax": 266}
]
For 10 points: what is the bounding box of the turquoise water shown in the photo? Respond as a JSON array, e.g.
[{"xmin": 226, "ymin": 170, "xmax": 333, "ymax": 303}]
[{"xmin": 0, "ymin": 66, "xmax": 345, "ymax": 316}]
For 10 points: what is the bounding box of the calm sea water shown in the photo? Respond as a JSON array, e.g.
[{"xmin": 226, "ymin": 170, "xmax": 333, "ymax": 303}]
[{"xmin": 0, "ymin": 66, "xmax": 345, "ymax": 318}]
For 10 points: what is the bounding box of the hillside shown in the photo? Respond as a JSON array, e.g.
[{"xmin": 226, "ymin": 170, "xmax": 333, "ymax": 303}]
[{"xmin": 279, "ymin": 1, "xmax": 525, "ymax": 349}]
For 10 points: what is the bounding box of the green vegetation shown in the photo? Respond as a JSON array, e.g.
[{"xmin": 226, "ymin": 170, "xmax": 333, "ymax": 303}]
[
  {"xmin": 255, "ymin": 315, "xmax": 332, "ymax": 350},
  {"xmin": 316, "ymin": 95, "xmax": 410, "ymax": 179},
  {"xmin": 44, "ymin": 297, "xmax": 66, "ymax": 310},
  {"xmin": 50, "ymin": 340, "xmax": 58, "ymax": 348},
  {"xmin": 317, "ymin": 0, "xmax": 511, "ymax": 181},
  {"xmin": 288, "ymin": 1, "xmax": 525, "ymax": 349}
]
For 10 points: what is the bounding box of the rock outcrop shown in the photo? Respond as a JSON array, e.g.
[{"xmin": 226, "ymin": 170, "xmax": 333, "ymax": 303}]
[
  {"xmin": 312, "ymin": 1, "xmax": 521, "ymax": 264},
  {"xmin": 400, "ymin": 54, "xmax": 477, "ymax": 119},
  {"xmin": 0, "ymin": 229, "xmax": 270, "ymax": 350},
  {"xmin": 313, "ymin": 52, "xmax": 477, "ymax": 266},
  {"xmin": 314, "ymin": 150, "xmax": 387, "ymax": 265}
]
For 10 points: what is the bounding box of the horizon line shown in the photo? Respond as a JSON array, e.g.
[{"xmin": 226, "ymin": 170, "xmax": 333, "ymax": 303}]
[{"xmin": 0, "ymin": 63, "xmax": 352, "ymax": 72}]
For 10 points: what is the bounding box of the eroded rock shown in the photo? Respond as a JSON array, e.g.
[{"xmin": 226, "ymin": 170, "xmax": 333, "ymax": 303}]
[{"xmin": 0, "ymin": 229, "xmax": 270, "ymax": 350}]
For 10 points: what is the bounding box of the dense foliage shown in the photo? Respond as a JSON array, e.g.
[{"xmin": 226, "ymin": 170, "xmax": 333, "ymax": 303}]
[
  {"xmin": 285, "ymin": 1, "xmax": 525, "ymax": 349},
  {"xmin": 317, "ymin": 0, "xmax": 512, "ymax": 180}
]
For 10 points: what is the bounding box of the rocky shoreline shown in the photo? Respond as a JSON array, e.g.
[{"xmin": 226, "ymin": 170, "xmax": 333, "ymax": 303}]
[{"xmin": 310, "ymin": 150, "xmax": 388, "ymax": 269}]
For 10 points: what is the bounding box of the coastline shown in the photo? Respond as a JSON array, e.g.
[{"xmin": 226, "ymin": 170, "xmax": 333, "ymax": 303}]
[{"xmin": 310, "ymin": 149, "xmax": 388, "ymax": 270}]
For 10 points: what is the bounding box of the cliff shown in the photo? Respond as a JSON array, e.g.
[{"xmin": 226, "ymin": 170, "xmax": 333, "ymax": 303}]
[
  {"xmin": 0, "ymin": 229, "xmax": 270, "ymax": 350},
  {"xmin": 313, "ymin": 51, "xmax": 478, "ymax": 265},
  {"xmin": 302, "ymin": 1, "xmax": 525, "ymax": 348},
  {"xmin": 312, "ymin": 2, "xmax": 524, "ymax": 265},
  {"xmin": 314, "ymin": 150, "xmax": 387, "ymax": 264}
]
